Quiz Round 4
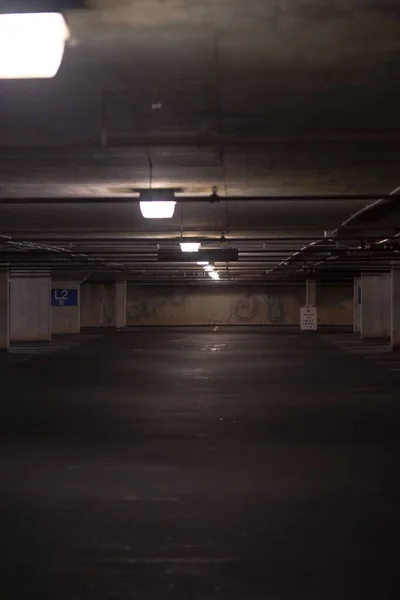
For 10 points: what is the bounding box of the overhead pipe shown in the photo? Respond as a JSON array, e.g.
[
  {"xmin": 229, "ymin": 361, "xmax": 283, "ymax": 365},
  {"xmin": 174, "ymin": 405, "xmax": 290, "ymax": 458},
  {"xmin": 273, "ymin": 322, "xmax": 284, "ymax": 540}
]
[
  {"xmin": 268, "ymin": 185, "xmax": 400, "ymax": 276},
  {"xmin": 0, "ymin": 193, "xmax": 394, "ymax": 205},
  {"xmin": 306, "ymin": 187, "xmax": 400, "ymax": 272},
  {"xmin": 0, "ymin": 233, "xmax": 136, "ymax": 274}
]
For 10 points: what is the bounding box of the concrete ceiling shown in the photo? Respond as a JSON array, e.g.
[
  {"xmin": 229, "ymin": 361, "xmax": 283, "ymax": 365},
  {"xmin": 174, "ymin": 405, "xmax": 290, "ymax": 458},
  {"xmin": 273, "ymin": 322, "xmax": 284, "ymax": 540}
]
[{"xmin": 0, "ymin": 0, "xmax": 399, "ymax": 282}]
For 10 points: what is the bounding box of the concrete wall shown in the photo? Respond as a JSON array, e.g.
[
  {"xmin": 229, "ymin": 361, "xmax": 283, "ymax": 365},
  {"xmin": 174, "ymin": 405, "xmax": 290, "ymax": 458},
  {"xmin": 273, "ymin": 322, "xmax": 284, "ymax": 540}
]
[
  {"xmin": 317, "ymin": 285, "xmax": 353, "ymax": 326},
  {"xmin": 361, "ymin": 274, "xmax": 391, "ymax": 339},
  {"xmin": 51, "ymin": 282, "xmax": 81, "ymax": 335},
  {"xmin": 80, "ymin": 283, "xmax": 353, "ymax": 328},
  {"xmin": 80, "ymin": 283, "xmax": 115, "ymax": 327},
  {"xmin": 391, "ymin": 267, "xmax": 400, "ymax": 349},
  {"xmin": 125, "ymin": 285, "xmax": 353, "ymax": 326},
  {"xmin": 353, "ymin": 277, "xmax": 362, "ymax": 333},
  {"xmin": 115, "ymin": 281, "xmax": 127, "ymax": 328},
  {"xmin": 52, "ymin": 305, "xmax": 80, "ymax": 334},
  {"xmin": 127, "ymin": 286, "xmax": 304, "ymax": 326},
  {"xmin": 10, "ymin": 275, "xmax": 51, "ymax": 342},
  {"xmin": 0, "ymin": 270, "xmax": 9, "ymax": 350}
]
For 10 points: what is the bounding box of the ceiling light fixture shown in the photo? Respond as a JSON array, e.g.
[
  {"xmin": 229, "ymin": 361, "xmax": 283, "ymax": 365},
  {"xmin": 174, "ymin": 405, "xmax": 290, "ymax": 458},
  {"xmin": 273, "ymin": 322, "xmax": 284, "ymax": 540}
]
[
  {"xmin": 140, "ymin": 200, "xmax": 176, "ymax": 219},
  {"xmin": 137, "ymin": 188, "xmax": 178, "ymax": 219},
  {"xmin": 180, "ymin": 242, "xmax": 201, "ymax": 253},
  {"xmin": 0, "ymin": 12, "xmax": 70, "ymax": 79},
  {"xmin": 209, "ymin": 272, "xmax": 220, "ymax": 280},
  {"xmin": 204, "ymin": 265, "xmax": 214, "ymax": 272},
  {"xmin": 197, "ymin": 261, "xmax": 209, "ymax": 266}
]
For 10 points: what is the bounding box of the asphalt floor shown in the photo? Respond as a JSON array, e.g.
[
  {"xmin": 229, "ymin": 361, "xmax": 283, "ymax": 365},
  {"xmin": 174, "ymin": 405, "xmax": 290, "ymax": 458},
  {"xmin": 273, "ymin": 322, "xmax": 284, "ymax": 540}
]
[{"xmin": 0, "ymin": 327, "xmax": 399, "ymax": 599}]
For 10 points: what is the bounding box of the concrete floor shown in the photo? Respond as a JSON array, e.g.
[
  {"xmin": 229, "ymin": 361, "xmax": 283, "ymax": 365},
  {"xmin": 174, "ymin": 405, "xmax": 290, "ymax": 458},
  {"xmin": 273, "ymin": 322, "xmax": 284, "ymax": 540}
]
[{"xmin": 0, "ymin": 327, "xmax": 399, "ymax": 599}]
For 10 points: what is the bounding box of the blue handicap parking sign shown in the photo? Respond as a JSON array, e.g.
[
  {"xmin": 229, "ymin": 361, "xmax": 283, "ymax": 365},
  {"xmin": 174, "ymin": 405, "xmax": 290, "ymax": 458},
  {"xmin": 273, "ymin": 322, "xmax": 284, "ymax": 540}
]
[{"xmin": 51, "ymin": 289, "xmax": 78, "ymax": 307}]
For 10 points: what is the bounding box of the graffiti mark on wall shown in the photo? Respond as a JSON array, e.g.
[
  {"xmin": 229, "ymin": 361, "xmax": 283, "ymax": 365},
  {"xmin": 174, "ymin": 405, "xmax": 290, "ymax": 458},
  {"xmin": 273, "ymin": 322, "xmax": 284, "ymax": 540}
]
[
  {"xmin": 128, "ymin": 289, "xmax": 186, "ymax": 322},
  {"xmin": 128, "ymin": 299, "xmax": 148, "ymax": 321},
  {"xmin": 234, "ymin": 294, "xmax": 260, "ymax": 322},
  {"xmin": 127, "ymin": 287, "xmax": 293, "ymax": 325}
]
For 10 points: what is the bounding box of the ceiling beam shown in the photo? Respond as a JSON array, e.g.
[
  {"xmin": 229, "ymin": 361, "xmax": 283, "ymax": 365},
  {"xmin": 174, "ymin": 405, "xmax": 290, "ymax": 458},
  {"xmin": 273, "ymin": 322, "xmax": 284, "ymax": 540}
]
[{"xmin": 0, "ymin": 194, "xmax": 394, "ymax": 205}]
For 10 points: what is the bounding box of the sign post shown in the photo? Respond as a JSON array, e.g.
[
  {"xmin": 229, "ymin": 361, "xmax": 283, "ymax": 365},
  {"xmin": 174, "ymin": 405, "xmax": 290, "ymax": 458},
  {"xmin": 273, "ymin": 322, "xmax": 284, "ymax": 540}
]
[{"xmin": 300, "ymin": 305, "xmax": 318, "ymax": 331}]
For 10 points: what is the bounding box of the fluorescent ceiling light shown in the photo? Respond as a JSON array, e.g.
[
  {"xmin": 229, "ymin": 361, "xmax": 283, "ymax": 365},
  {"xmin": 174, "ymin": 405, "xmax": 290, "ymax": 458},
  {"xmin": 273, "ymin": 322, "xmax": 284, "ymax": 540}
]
[
  {"xmin": 180, "ymin": 242, "xmax": 201, "ymax": 252},
  {"xmin": 209, "ymin": 272, "xmax": 220, "ymax": 280},
  {"xmin": 0, "ymin": 13, "xmax": 70, "ymax": 79},
  {"xmin": 197, "ymin": 261, "xmax": 209, "ymax": 266},
  {"xmin": 140, "ymin": 201, "xmax": 176, "ymax": 219},
  {"xmin": 204, "ymin": 265, "xmax": 214, "ymax": 272}
]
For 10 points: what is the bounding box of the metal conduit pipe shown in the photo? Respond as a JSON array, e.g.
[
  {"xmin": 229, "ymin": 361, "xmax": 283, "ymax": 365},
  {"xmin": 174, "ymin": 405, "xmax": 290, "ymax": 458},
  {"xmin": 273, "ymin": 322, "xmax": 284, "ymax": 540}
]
[
  {"xmin": 308, "ymin": 187, "xmax": 400, "ymax": 271},
  {"xmin": 268, "ymin": 185, "xmax": 400, "ymax": 275},
  {"xmin": 0, "ymin": 234, "xmax": 135, "ymax": 273},
  {"xmin": 0, "ymin": 194, "xmax": 395, "ymax": 204}
]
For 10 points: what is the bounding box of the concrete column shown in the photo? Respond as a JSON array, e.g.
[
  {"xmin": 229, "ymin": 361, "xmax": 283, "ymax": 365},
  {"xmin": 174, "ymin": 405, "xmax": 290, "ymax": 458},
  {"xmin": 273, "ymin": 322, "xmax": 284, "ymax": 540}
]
[
  {"xmin": 10, "ymin": 273, "xmax": 51, "ymax": 342},
  {"xmin": 391, "ymin": 267, "xmax": 400, "ymax": 349},
  {"xmin": 361, "ymin": 273, "xmax": 390, "ymax": 340},
  {"xmin": 353, "ymin": 276, "xmax": 361, "ymax": 333},
  {"xmin": 306, "ymin": 279, "xmax": 316, "ymax": 306},
  {"xmin": 115, "ymin": 281, "xmax": 127, "ymax": 328},
  {"xmin": 51, "ymin": 280, "xmax": 81, "ymax": 335},
  {"xmin": 0, "ymin": 269, "xmax": 10, "ymax": 351}
]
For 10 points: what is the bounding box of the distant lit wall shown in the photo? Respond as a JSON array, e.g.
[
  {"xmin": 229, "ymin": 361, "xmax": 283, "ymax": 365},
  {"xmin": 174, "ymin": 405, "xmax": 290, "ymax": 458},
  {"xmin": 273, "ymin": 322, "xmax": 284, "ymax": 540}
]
[
  {"xmin": 80, "ymin": 283, "xmax": 353, "ymax": 327},
  {"xmin": 126, "ymin": 285, "xmax": 352, "ymax": 327},
  {"xmin": 80, "ymin": 283, "xmax": 115, "ymax": 327}
]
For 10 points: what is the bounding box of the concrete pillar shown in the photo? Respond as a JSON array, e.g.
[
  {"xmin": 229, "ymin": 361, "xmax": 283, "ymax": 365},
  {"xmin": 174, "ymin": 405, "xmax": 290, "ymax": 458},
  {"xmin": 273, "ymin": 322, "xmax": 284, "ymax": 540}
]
[
  {"xmin": 10, "ymin": 273, "xmax": 51, "ymax": 342},
  {"xmin": 51, "ymin": 280, "xmax": 81, "ymax": 335},
  {"xmin": 0, "ymin": 269, "xmax": 10, "ymax": 351},
  {"xmin": 353, "ymin": 276, "xmax": 361, "ymax": 333},
  {"xmin": 361, "ymin": 273, "xmax": 390, "ymax": 340},
  {"xmin": 391, "ymin": 267, "xmax": 400, "ymax": 349},
  {"xmin": 306, "ymin": 279, "xmax": 316, "ymax": 306},
  {"xmin": 115, "ymin": 281, "xmax": 127, "ymax": 328}
]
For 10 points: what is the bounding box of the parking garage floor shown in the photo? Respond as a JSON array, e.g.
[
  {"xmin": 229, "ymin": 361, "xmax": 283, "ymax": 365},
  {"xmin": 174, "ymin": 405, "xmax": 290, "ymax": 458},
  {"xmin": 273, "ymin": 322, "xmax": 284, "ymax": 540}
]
[{"xmin": 0, "ymin": 327, "xmax": 399, "ymax": 600}]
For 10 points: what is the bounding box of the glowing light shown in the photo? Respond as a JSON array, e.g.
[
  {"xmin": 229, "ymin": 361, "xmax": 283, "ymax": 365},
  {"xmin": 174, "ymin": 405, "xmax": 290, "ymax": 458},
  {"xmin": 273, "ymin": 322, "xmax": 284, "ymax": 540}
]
[
  {"xmin": 0, "ymin": 13, "xmax": 70, "ymax": 79},
  {"xmin": 140, "ymin": 201, "xmax": 176, "ymax": 219},
  {"xmin": 204, "ymin": 265, "xmax": 214, "ymax": 272},
  {"xmin": 180, "ymin": 242, "xmax": 201, "ymax": 252},
  {"xmin": 197, "ymin": 261, "xmax": 209, "ymax": 266},
  {"xmin": 209, "ymin": 271, "xmax": 220, "ymax": 280}
]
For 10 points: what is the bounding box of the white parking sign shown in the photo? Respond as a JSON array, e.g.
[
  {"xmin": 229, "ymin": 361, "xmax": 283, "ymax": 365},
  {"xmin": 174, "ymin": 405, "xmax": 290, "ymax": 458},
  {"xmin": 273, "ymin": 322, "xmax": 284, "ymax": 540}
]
[{"xmin": 300, "ymin": 306, "xmax": 317, "ymax": 331}]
